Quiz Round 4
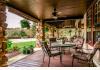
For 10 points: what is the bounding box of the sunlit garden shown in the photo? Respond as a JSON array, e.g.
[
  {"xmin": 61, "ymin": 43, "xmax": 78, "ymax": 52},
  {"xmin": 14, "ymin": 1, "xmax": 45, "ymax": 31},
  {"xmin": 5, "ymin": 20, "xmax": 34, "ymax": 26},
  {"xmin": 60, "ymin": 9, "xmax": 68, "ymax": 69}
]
[
  {"xmin": 5, "ymin": 11, "xmax": 37, "ymax": 58},
  {"xmin": 7, "ymin": 39, "xmax": 36, "ymax": 54}
]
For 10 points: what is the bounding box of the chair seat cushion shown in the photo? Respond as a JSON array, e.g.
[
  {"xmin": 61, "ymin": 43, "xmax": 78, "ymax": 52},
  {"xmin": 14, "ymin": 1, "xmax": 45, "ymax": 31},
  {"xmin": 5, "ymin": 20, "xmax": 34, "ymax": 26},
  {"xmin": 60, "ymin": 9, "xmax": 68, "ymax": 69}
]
[{"xmin": 72, "ymin": 52, "xmax": 89, "ymax": 61}]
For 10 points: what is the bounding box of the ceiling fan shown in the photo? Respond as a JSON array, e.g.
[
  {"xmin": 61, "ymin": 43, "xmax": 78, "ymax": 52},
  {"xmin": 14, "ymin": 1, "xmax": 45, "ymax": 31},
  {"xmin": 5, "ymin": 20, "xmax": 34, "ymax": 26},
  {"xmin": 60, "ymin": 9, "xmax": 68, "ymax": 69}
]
[{"xmin": 52, "ymin": 7, "xmax": 61, "ymax": 19}]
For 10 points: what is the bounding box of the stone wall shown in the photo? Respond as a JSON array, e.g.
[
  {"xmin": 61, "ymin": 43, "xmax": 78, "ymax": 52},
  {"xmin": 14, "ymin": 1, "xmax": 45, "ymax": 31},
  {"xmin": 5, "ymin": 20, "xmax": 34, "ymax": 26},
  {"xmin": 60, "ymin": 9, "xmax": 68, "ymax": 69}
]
[{"xmin": 0, "ymin": 0, "xmax": 8, "ymax": 67}]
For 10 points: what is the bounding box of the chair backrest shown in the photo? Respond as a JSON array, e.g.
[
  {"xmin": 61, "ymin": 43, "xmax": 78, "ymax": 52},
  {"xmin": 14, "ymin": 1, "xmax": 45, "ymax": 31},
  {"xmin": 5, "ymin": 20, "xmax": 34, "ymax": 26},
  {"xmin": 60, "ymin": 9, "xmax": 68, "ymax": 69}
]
[
  {"xmin": 64, "ymin": 37, "xmax": 68, "ymax": 42},
  {"xmin": 81, "ymin": 38, "xmax": 84, "ymax": 48},
  {"xmin": 49, "ymin": 38, "xmax": 56, "ymax": 43},
  {"xmin": 73, "ymin": 37, "xmax": 84, "ymax": 48},
  {"xmin": 49, "ymin": 38, "xmax": 57, "ymax": 47},
  {"xmin": 41, "ymin": 41, "xmax": 51, "ymax": 56}
]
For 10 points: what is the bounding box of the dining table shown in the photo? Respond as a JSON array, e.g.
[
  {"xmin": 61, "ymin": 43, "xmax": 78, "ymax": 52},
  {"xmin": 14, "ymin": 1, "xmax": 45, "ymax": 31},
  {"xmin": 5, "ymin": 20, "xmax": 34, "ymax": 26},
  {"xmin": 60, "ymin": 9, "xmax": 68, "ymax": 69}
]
[{"xmin": 50, "ymin": 42, "xmax": 76, "ymax": 53}]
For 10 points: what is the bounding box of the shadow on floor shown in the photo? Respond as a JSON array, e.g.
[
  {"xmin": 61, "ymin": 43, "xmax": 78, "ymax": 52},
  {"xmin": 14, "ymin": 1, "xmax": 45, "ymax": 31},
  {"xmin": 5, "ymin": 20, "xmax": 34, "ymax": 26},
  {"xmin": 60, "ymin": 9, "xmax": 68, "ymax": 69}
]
[{"xmin": 9, "ymin": 50, "xmax": 90, "ymax": 67}]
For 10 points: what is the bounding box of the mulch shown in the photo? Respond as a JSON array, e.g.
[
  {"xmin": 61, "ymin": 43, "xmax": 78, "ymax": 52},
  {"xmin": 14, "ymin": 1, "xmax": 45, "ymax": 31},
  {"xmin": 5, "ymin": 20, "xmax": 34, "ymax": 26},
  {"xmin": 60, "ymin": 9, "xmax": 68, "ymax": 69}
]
[{"xmin": 6, "ymin": 51, "xmax": 20, "ymax": 59}]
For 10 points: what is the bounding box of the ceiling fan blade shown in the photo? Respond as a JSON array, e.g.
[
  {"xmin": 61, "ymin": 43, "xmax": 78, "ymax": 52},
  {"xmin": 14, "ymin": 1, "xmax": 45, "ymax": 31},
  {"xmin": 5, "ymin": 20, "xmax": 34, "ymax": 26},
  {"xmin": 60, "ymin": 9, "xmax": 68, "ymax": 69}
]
[{"xmin": 57, "ymin": 11, "xmax": 62, "ymax": 15}]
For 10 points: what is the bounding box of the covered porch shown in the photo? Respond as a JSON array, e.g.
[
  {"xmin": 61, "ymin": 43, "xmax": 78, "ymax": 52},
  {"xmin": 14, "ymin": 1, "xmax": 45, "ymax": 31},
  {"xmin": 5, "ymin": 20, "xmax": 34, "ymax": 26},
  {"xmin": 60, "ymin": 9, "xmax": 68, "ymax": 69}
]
[{"xmin": 0, "ymin": 0, "xmax": 100, "ymax": 67}]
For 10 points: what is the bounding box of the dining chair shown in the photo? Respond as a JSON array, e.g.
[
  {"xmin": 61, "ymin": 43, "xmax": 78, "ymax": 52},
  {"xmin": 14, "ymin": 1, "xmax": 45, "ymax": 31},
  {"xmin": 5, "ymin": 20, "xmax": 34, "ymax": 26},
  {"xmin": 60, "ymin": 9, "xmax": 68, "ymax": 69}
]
[
  {"xmin": 41, "ymin": 41, "xmax": 62, "ymax": 66},
  {"xmin": 73, "ymin": 37, "xmax": 84, "ymax": 53},
  {"xmin": 49, "ymin": 38, "xmax": 60, "ymax": 51},
  {"xmin": 71, "ymin": 41, "xmax": 100, "ymax": 67},
  {"xmin": 49, "ymin": 38, "xmax": 56, "ymax": 43},
  {"xmin": 49, "ymin": 38, "xmax": 57, "ymax": 47}
]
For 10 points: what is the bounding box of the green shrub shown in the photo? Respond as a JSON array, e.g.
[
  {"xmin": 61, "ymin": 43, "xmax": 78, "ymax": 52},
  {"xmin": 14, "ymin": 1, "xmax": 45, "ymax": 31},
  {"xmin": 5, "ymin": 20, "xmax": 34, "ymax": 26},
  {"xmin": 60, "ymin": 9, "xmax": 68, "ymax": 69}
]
[
  {"xmin": 20, "ymin": 31, "xmax": 27, "ymax": 37},
  {"xmin": 6, "ymin": 47, "xmax": 13, "ymax": 53},
  {"xmin": 22, "ymin": 46, "xmax": 33, "ymax": 54},
  {"xmin": 6, "ymin": 40, "xmax": 13, "ymax": 53},
  {"xmin": 22, "ymin": 46, "xmax": 28, "ymax": 54},
  {"xmin": 13, "ymin": 45, "xmax": 19, "ymax": 51},
  {"xmin": 7, "ymin": 40, "xmax": 13, "ymax": 48}
]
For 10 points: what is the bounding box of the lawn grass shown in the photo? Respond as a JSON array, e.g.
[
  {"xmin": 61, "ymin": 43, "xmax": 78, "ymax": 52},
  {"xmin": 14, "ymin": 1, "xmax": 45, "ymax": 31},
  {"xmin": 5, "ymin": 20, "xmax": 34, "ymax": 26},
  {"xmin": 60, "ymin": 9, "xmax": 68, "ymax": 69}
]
[{"xmin": 12, "ymin": 41, "xmax": 36, "ymax": 48}]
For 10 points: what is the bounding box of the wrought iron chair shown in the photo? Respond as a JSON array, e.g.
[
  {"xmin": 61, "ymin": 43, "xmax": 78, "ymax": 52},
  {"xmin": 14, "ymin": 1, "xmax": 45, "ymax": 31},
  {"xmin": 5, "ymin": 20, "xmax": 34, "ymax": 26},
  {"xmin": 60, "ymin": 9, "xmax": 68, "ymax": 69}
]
[
  {"xmin": 41, "ymin": 41, "xmax": 62, "ymax": 66},
  {"xmin": 49, "ymin": 38, "xmax": 57, "ymax": 48},
  {"xmin": 49, "ymin": 38, "xmax": 56, "ymax": 43},
  {"xmin": 72, "ymin": 41, "xmax": 100, "ymax": 67},
  {"xmin": 49, "ymin": 38, "xmax": 60, "ymax": 51},
  {"xmin": 73, "ymin": 37, "xmax": 84, "ymax": 53}
]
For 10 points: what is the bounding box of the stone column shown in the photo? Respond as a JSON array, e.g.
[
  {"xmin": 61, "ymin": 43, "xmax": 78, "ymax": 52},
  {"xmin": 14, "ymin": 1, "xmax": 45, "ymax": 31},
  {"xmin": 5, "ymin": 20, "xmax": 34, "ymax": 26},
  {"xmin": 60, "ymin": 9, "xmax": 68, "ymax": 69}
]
[
  {"xmin": 0, "ymin": 0, "xmax": 8, "ymax": 67},
  {"xmin": 36, "ymin": 20, "xmax": 44, "ymax": 47}
]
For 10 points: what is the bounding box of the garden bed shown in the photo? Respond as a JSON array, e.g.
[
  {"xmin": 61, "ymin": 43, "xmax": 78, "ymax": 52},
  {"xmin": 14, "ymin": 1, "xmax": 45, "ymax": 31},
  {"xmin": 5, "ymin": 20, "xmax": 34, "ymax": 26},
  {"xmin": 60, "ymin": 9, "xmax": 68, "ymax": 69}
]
[
  {"xmin": 7, "ymin": 38, "xmax": 36, "ymax": 54},
  {"xmin": 6, "ymin": 51, "xmax": 20, "ymax": 59}
]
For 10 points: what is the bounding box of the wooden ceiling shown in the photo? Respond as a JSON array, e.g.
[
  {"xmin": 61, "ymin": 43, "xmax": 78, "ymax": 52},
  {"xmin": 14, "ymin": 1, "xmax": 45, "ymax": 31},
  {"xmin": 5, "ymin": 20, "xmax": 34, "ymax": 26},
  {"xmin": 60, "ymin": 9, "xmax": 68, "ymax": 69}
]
[{"xmin": 6, "ymin": 0, "xmax": 94, "ymax": 20}]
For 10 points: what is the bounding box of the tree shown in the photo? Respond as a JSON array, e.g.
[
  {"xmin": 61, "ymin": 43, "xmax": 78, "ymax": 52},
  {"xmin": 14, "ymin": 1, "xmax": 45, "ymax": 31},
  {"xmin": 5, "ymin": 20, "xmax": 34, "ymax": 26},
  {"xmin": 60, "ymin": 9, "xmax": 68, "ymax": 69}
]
[
  {"xmin": 20, "ymin": 19, "xmax": 30, "ymax": 29},
  {"xmin": 20, "ymin": 30, "xmax": 27, "ymax": 37},
  {"xmin": 12, "ymin": 32, "xmax": 19, "ymax": 37}
]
